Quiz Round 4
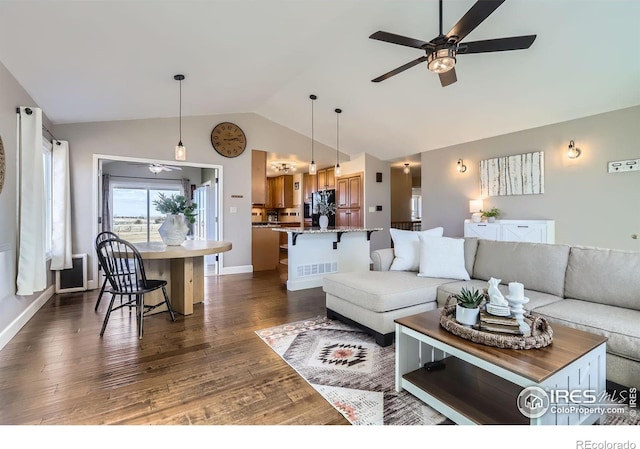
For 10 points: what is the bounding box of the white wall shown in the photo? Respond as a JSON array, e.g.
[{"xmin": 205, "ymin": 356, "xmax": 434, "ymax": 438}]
[
  {"xmin": 0, "ymin": 61, "xmax": 55, "ymax": 349},
  {"xmin": 54, "ymin": 112, "xmax": 341, "ymax": 283},
  {"xmin": 421, "ymin": 106, "xmax": 640, "ymax": 251}
]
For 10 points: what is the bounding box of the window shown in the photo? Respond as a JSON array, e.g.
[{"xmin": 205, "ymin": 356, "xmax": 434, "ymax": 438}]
[
  {"xmin": 111, "ymin": 180, "xmax": 182, "ymax": 243},
  {"xmin": 42, "ymin": 138, "xmax": 52, "ymax": 257}
]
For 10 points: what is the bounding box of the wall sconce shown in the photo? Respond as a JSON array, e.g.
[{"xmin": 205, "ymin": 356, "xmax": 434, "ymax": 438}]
[
  {"xmin": 457, "ymin": 159, "xmax": 467, "ymax": 173},
  {"xmin": 469, "ymin": 199, "xmax": 483, "ymax": 223},
  {"xmin": 567, "ymin": 140, "xmax": 581, "ymax": 159},
  {"xmin": 403, "ymin": 163, "xmax": 410, "ymax": 175}
]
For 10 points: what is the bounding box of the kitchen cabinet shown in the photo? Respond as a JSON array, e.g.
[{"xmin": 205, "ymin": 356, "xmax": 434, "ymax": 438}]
[
  {"xmin": 252, "ymin": 227, "xmax": 280, "ymax": 271},
  {"xmin": 268, "ymin": 175, "xmax": 294, "ymax": 208},
  {"xmin": 336, "ymin": 173, "xmax": 363, "ymax": 227},
  {"xmin": 317, "ymin": 167, "xmax": 335, "ymax": 191},
  {"xmin": 251, "ymin": 150, "xmax": 267, "ymax": 205},
  {"xmin": 303, "ymin": 172, "xmax": 316, "ymax": 201}
]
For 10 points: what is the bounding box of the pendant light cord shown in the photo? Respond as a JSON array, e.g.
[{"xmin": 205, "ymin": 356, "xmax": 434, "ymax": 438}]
[
  {"xmin": 311, "ymin": 95, "xmax": 315, "ymax": 162},
  {"xmin": 335, "ymin": 108, "xmax": 341, "ymax": 165},
  {"xmin": 179, "ymin": 78, "xmax": 182, "ymax": 144}
]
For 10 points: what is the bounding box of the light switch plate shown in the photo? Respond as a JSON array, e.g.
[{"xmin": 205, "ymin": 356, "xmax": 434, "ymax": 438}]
[{"xmin": 608, "ymin": 159, "xmax": 639, "ymax": 173}]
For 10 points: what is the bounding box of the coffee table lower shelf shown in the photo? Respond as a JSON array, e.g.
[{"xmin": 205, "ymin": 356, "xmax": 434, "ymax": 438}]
[{"xmin": 402, "ymin": 358, "xmax": 528, "ymax": 424}]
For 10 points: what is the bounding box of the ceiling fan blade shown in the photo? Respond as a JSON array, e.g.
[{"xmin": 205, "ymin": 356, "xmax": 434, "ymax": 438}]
[
  {"xmin": 371, "ymin": 56, "xmax": 428, "ymax": 83},
  {"xmin": 369, "ymin": 31, "xmax": 434, "ymax": 50},
  {"xmin": 439, "ymin": 67, "xmax": 457, "ymax": 87},
  {"xmin": 446, "ymin": 0, "xmax": 505, "ymax": 43},
  {"xmin": 457, "ymin": 35, "xmax": 536, "ymax": 54},
  {"xmin": 164, "ymin": 165, "xmax": 183, "ymax": 170}
]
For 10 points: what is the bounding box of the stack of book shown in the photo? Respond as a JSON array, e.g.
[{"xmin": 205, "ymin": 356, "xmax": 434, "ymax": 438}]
[{"xmin": 475, "ymin": 310, "xmax": 527, "ymax": 336}]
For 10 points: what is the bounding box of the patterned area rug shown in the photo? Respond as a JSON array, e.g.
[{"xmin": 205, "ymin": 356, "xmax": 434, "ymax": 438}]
[
  {"xmin": 256, "ymin": 316, "xmax": 447, "ymax": 425},
  {"xmin": 256, "ymin": 316, "xmax": 639, "ymax": 426}
]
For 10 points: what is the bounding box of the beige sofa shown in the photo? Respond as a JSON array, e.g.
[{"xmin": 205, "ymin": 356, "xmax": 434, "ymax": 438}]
[{"xmin": 322, "ymin": 238, "xmax": 640, "ymax": 388}]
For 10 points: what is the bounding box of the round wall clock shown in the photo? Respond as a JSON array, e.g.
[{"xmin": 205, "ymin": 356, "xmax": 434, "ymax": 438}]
[
  {"xmin": 211, "ymin": 122, "xmax": 247, "ymax": 158},
  {"xmin": 0, "ymin": 135, "xmax": 5, "ymax": 195}
]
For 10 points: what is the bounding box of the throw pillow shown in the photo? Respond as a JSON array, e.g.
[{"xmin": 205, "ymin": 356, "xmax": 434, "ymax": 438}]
[
  {"xmin": 389, "ymin": 227, "xmax": 444, "ymax": 271},
  {"xmin": 417, "ymin": 235, "xmax": 471, "ymax": 280}
]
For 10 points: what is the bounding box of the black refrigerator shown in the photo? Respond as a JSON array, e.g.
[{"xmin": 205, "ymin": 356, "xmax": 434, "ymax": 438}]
[{"xmin": 311, "ymin": 190, "xmax": 336, "ymax": 227}]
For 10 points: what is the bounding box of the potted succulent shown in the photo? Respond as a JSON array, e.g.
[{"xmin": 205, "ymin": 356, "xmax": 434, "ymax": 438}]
[
  {"xmin": 313, "ymin": 191, "xmax": 336, "ymax": 229},
  {"xmin": 153, "ymin": 193, "xmax": 197, "ymax": 245},
  {"xmin": 481, "ymin": 207, "xmax": 501, "ymax": 223},
  {"xmin": 453, "ymin": 287, "xmax": 485, "ymax": 326}
]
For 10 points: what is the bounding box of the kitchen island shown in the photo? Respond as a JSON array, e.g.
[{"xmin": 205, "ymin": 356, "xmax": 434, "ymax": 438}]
[{"xmin": 272, "ymin": 226, "xmax": 382, "ymax": 291}]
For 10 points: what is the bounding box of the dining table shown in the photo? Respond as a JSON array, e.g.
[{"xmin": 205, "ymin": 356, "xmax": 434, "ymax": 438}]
[{"xmin": 133, "ymin": 239, "xmax": 232, "ymax": 315}]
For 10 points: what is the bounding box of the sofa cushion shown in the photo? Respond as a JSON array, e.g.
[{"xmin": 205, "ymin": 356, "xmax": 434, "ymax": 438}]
[
  {"xmin": 463, "ymin": 238, "xmax": 479, "ymax": 278},
  {"xmin": 472, "ymin": 240, "xmax": 570, "ymax": 297},
  {"xmin": 564, "ymin": 246, "xmax": 640, "ymax": 311},
  {"xmin": 323, "ymin": 270, "xmax": 455, "ymax": 313},
  {"xmin": 418, "ymin": 236, "xmax": 470, "ymax": 281},
  {"xmin": 389, "ymin": 227, "xmax": 443, "ymax": 271},
  {"xmin": 436, "ymin": 280, "xmax": 564, "ymax": 311},
  {"xmin": 533, "ymin": 299, "xmax": 640, "ymax": 363}
]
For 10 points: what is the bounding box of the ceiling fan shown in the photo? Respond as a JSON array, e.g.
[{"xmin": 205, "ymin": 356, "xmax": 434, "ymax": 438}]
[
  {"xmin": 369, "ymin": 0, "xmax": 536, "ymax": 87},
  {"xmin": 129, "ymin": 162, "xmax": 183, "ymax": 174}
]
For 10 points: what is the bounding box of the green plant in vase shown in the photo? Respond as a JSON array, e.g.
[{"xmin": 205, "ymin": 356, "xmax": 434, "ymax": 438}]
[
  {"xmin": 153, "ymin": 193, "xmax": 197, "ymax": 224},
  {"xmin": 453, "ymin": 287, "xmax": 485, "ymax": 309},
  {"xmin": 453, "ymin": 287, "xmax": 485, "ymax": 326},
  {"xmin": 480, "ymin": 207, "xmax": 500, "ymax": 223}
]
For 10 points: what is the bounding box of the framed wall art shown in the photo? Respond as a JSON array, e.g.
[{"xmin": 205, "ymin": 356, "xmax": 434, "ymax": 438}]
[{"xmin": 480, "ymin": 151, "xmax": 544, "ymax": 197}]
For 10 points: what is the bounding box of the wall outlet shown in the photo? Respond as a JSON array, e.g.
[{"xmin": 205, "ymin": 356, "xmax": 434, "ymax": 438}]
[
  {"xmin": 608, "ymin": 159, "xmax": 639, "ymax": 173},
  {"xmin": 230, "ymin": 206, "xmax": 237, "ymax": 213},
  {"xmin": 368, "ymin": 206, "xmax": 376, "ymax": 213}
]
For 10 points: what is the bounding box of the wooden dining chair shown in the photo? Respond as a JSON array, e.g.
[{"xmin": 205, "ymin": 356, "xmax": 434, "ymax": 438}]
[
  {"xmin": 94, "ymin": 231, "xmax": 119, "ymax": 311},
  {"xmin": 95, "ymin": 237, "xmax": 176, "ymax": 338}
]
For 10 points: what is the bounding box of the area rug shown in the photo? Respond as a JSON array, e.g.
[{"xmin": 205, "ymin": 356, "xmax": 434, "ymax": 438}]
[
  {"xmin": 256, "ymin": 316, "xmax": 639, "ymax": 426},
  {"xmin": 256, "ymin": 316, "xmax": 447, "ymax": 425}
]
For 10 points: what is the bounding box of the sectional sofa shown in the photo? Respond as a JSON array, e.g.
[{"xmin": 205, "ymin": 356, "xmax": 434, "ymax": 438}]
[{"xmin": 322, "ymin": 236, "xmax": 640, "ymax": 388}]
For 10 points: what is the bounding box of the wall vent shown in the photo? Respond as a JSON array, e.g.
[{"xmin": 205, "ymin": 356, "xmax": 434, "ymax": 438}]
[
  {"xmin": 296, "ymin": 262, "xmax": 338, "ymax": 278},
  {"xmin": 55, "ymin": 253, "xmax": 88, "ymax": 293}
]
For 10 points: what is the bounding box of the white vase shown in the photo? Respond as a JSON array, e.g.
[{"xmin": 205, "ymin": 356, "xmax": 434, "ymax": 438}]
[
  {"xmin": 487, "ymin": 217, "xmax": 496, "ymax": 223},
  {"xmin": 456, "ymin": 304, "xmax": 480, "ymax": 326},
  {"xmin": 319, "ymin": 215, "xmax": 329, "ymax": 229},
  {"xmin": 158, "ymin": 214, "xmax": 189, "ymax": 245}
]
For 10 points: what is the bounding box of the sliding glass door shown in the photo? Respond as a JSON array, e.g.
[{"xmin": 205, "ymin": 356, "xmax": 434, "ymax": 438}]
[{"xmin": 111, "ymin": 183, "xmax": 181, "ymax": 243}]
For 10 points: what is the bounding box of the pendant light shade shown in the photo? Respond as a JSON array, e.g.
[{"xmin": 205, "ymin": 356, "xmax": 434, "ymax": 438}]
[
  {"xmin": 309, "ymin": 94, "xmax": 317, "ymax": 175},
  {"xmin": 335, "ymin": 108, "xmax": 342, "ymax": 177},
  {"xmin": 174, "ymin": 74, "xmax": 186, "ymax": 161}
]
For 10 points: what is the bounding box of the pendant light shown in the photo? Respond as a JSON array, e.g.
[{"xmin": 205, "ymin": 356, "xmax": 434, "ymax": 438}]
[
  {"xmin": 174, "ymin": 74, "xmax": 186, "ymax": 161},
  {"xmin": 309, "ymin": 94, "xmax": 317, "ymax": 175},
  {"xmin": 334, "ymin": 108, "xmax": 342, "ymax": 176}
]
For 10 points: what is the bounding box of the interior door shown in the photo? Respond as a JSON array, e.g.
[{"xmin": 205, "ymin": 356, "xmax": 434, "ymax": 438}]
[{"xmin": 194, "ymin": 183, "xmax": 219, "ymax": 273}]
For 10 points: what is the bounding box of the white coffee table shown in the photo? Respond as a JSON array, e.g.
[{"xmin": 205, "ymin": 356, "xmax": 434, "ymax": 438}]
[{"xmin": 395, "ymin": 310, "xmax": 607, "ymax": 425}]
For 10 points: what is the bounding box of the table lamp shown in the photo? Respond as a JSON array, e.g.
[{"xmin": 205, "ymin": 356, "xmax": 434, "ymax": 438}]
[{"xmin": 469, "ymin": 199, "xmax": 483, "ymax": 223}]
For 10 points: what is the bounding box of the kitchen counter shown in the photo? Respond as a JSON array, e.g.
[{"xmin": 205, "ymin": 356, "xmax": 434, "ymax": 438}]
[{"xmin": 273, "ymin": 226, "xmax": 383, "ymax": 291}]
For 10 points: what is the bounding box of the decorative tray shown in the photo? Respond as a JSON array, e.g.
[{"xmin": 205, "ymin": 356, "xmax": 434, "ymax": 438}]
[{"xmin": 440, "ymin": 296, "xmax": 553, "ymax": 350}]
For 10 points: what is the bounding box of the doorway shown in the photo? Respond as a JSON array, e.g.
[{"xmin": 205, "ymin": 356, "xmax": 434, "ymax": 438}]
[{"xmin": 92, "ymin": 154, "xmax": 224, "ymax": 285}]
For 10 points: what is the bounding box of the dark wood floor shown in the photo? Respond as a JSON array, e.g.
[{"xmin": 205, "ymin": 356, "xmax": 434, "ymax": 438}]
[{"xmin": 0, "ymin": 269, "xmax": 349, "ymax": 425}]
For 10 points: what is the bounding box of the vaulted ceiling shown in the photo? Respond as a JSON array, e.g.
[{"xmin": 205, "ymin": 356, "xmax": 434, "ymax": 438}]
[{"xmin": 1, "ymin": 0, "xmax": 638, "ymax": 163}]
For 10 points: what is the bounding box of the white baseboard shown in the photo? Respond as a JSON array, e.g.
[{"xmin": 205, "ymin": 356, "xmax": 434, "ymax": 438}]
[
  {"xmin": 219, "ymin": 265, "xmax": 253, "ymax": 275},
  {"xmin": 0, "ymin": 285, "xmax": 55, "ymax": 352}
]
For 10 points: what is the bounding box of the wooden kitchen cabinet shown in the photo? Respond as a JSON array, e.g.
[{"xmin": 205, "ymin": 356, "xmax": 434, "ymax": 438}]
[
  {"xmin": 269, "ymin": 175, "xmax": 294, "ymax": 208},
  {"xmin": 336, "ymin": 172, "xmax": 363, "ymax": 227},
  {"xmin": 317, "ymin": 167, "xmax": 335, "ymax": 191},
  {"xmin": 252, "ymin": 227, "xmax": 280, "ymax": 271},
  {"xmin": 303, "ymin": 172, "xmax": 316, "ymax": 201},
  {"xmin": 251, "ymin": 150, "xmax": 267, "ymax": 205}
]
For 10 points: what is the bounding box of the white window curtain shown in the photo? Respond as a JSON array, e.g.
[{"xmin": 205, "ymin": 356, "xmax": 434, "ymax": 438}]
[
  {"xmin": 50, "ymin": 140, "xmax": 72, "ymax": 271},
  {"xmin": 16, "ymin": 107, "xmax": 47, "ymax": 296}
]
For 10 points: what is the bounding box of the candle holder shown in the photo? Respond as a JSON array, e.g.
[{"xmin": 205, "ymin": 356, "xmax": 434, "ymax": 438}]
[{"xmin": 506, "ymin": 295, "xmax": 531, "ymax": 334}]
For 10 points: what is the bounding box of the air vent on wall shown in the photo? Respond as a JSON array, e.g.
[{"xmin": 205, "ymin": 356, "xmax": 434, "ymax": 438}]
[{"xmin": 296, "ymin": 262, "xmax": 338, "ymax": 278}]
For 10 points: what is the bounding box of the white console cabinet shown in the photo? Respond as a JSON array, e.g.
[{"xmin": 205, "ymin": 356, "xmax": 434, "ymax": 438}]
[{"xmin": 464, "ymin": 220, "xmax": 555, "ymax": 244}]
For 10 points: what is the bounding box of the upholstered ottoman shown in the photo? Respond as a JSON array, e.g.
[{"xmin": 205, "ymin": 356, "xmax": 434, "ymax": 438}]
[{"xmin": 323, "ymin": 270, "xmax": 452, "ymax": 346}]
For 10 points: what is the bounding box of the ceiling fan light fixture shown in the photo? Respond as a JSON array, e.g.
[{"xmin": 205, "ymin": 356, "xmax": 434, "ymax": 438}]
[
  {"xmin": 149, "ymin": 165, "xmax": 164, "ymax": 175},
  {"xmin": 427, "ymin": 47, "xmax": 456, "ymax": 74}
]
